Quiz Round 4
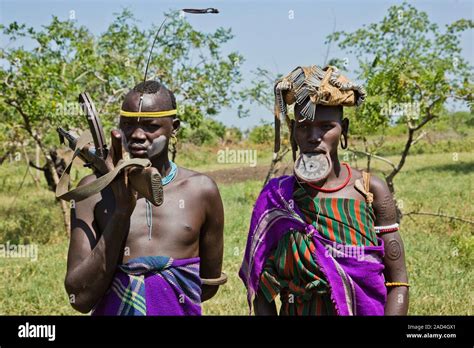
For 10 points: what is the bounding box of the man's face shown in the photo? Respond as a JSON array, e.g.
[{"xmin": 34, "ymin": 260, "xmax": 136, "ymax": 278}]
[
  {"xmin": 293, "ymin": 105, "xmax": 345, "ymax": 156},
  {"xmin": 119, "ymin": 92, "xmax": 177, "ymax": 159},
  {"xmin": 119, "ymin": 116, "xmax": 173, "ymax": 158}
]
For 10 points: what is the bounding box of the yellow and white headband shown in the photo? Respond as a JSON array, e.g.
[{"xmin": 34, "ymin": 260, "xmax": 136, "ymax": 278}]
[{"xmin": 119, "ymin": 109, "xmax": 177, "ymax": 118}]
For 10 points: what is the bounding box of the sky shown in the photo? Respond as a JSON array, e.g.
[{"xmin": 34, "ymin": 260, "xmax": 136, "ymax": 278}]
[{"xmin": 1, "ymin": 0, "xmax": 473, "ymax": 130}]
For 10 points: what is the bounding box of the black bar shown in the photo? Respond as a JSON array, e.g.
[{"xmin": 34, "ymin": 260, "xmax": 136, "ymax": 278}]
[{"xmin": 0, "ymin": 316, "xmax": 472, "ymax": 346}]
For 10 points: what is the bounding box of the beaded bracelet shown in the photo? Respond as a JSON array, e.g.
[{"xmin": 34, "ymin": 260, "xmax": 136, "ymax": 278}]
[
  {"xmin": 385, "ymin": 282, "xmax": 410, "ymax": 287},
  {"xmin": 375, "ymin": 223, "xmax": 400, "ymax": 234}
]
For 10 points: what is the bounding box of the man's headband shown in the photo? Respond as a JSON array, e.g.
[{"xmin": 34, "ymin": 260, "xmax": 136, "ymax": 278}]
[{"xmin": 119, "ymin": 109, "xmax": 177, "ymax": 118}]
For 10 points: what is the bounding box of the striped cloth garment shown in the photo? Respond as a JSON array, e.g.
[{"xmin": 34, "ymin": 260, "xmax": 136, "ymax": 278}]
[
  {"xmin": 240, "ymin": 175, "xmax": 387, "ymax": 316},
  {"xmin": 92, "ymin": 256, "xmax": 202, "ymax": 316},
  {"xmin": 259, "ymin": 185, "xmax": 380, "ymax": 315},
  {"xmin": 260, "ymin": 231, "xmax": 335, "ymax": 315},
  {"xmin": 293, "ymin": 187, "xmax": 379, "ymax": 247}
]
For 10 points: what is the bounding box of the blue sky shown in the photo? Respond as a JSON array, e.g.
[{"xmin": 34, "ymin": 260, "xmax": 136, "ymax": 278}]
[{"xmin": 1, "ymin": 0, "xmax": 472, "ymax": 130}]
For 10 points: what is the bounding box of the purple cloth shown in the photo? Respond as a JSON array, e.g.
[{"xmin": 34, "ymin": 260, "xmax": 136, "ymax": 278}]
[
  {"xmin": 92, "ymin": 256, "xmax": 202, "ymax": 316},
  {"xmin": 239, "ymin": 175, "xmax": 387, "ymax": 315}
]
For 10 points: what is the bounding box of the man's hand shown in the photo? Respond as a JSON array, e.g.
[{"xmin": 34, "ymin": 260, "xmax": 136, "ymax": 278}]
[
  {"xmin": 64, "ymin": 131, "xmax": 138, "ymax": 313},
  {"xmin": 105, "ymin": 129, "xmax": 137, "ymax": 216}
]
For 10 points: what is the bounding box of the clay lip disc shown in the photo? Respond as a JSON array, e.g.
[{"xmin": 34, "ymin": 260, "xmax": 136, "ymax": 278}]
[{"xmin": 294, "ymin": 152, "xmax": 331, "ymax": 182}]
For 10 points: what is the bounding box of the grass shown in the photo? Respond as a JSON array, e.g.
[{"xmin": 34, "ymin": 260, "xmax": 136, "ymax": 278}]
[
  {"xmin": 345, "ymin": 152, "xmax": 474, "ymax": 315},
  {"xmin": 0, "ymin": 146, "xmax": 472, "ymax": 315}
]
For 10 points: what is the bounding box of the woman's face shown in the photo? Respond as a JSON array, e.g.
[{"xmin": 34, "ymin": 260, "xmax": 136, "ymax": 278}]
[{"xmin": 293, "ymin": 104, "xmax": 347, "ymax": 157}]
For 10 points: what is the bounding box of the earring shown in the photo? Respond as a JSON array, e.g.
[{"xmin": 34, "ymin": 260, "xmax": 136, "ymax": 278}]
[
  {"xmin": 170, "ymin": 134, "xmax": 178, "ymax": 145},
  {"xmin": 340, "ymin": 134, "xmax": 348, "ymax": 149}
]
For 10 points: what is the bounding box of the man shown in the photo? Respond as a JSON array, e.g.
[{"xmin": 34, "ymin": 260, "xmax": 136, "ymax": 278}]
[
  {"xmin": 239, "ymin": 65, "xmax": 409, "ymax": 315},
  {"xmin": 65, "ymin": 80, "xmax": 225, "ymax": 315}
]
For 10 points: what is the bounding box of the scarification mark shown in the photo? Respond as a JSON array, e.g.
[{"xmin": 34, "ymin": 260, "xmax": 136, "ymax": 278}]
[
  {"xmin": 376, "ymin": 192, "xmax": 397, "ymax": 223},
  {"xmin": 387, "ymin": 239, "xmax": 402, "ymax": 261}
]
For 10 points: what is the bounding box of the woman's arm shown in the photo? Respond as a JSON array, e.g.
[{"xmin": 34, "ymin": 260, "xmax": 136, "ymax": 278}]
[{"xmin": 370, "ymin": 175, "xmax": 409, "ymax": 315}]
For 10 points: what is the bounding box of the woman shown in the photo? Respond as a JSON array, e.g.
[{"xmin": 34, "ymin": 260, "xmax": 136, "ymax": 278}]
[{"xmin": 239, "ymin": 65, "xmax": 409, "ymax": 316}]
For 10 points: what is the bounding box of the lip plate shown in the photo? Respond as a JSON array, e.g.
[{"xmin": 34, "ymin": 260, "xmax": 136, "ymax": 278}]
[{"xmin": 303, "ymin": 149, "xmax": 327, "ymax": 156}]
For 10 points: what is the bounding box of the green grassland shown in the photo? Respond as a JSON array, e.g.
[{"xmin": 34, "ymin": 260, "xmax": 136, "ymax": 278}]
[{"xmin": 0, "ymin": 137, "xmax": 472, "ymax": 315}]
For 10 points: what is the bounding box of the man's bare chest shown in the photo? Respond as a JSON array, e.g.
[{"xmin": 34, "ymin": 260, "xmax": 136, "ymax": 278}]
[{"xmin": 93, "ymin": 187, "xmax": 205, "ymax": 259}]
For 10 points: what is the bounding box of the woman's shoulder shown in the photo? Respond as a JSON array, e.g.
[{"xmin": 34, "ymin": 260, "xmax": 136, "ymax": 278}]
[
  {"xmin": 348, "ymin": 167, "xmax": 397, "ymax": 225},
  {"xmin": 348, "ymin": 166, "xmax": 388, "ymax": 194}
]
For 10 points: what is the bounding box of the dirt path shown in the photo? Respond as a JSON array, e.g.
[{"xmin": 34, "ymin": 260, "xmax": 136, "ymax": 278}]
[
  {"xmin": 204, "ymin": 165, "xmax": 270, "ymax": 185},
  {"xmin": 204, "ymin": 164, "xmax": 294, "ymax": 185}
]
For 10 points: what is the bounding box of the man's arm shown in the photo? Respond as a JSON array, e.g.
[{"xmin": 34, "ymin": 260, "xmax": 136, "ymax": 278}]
[
  {"xmin": 64, "ymin": 176, "xmax": 133, "ymax": 313},
  {"xmin": 199, "ymin": 176, "xmax": 224, "ymax": 302},
  {"xmin": 370, "ymin": 175, "xmax": 409, "ymax": 315},
  {"xmin": 64, "ymin": 130, "xmax": 137, "ymax": 313}
]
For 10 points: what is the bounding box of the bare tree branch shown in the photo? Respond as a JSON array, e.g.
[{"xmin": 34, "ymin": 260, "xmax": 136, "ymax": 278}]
[
  {"xmin": 346, "ymin": 148, "xmax": 396, "ymax": 170},
  {"xmin": 404, "ymin": 211, "xmax": 474, "ymax": 225},
  {"xmin": 411, "ymin": 130, "xmax": 428, "ymax": 146}
]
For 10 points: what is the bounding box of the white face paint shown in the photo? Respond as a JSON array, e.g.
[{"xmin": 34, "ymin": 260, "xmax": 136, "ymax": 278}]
[
  {"xmin": 294, "ymin": 152, "xmax": 332, "ymax": 182},
  {"xmin": 146, "ymin": 135, "xmax": 167, "ymax": 159}
]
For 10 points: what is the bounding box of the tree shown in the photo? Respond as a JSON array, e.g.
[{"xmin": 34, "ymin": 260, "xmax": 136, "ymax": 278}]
[
  {"xmin": 0, "ymin": 9, "xmax": 244, "ymax": 232},
  {"xmin": 223, "ymin": 126, "xmax": 243, "ymax": 144},
  {"xmin": 326, "ymin": 2, "xmax": 473, "ymax": 206},
  {"xmin": 239, "ymin": 68, "xmax": 293, "ymax": 185},
  {"xmin": 184, "ymin": 118, "xmax": 227, "ymax": 146},
  {"xmin": 248, "ymin": 123, "xmax": 274, "ymax": 144}
]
